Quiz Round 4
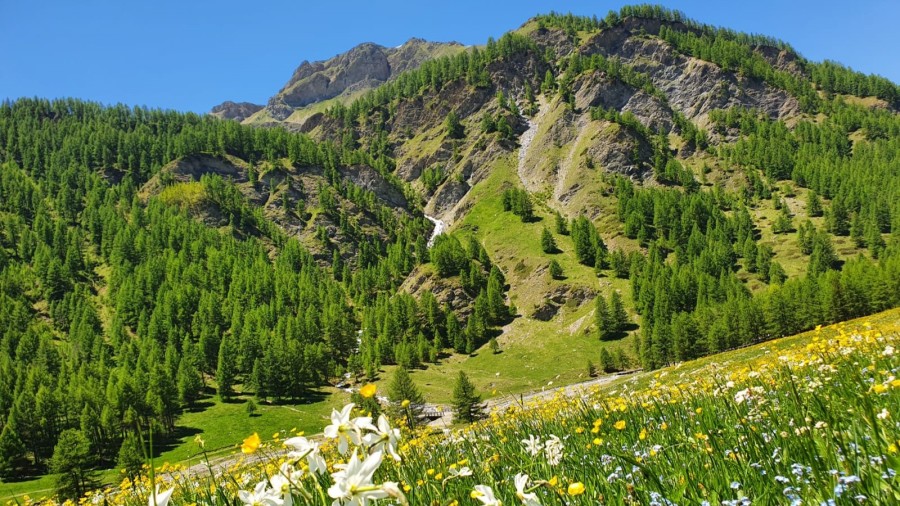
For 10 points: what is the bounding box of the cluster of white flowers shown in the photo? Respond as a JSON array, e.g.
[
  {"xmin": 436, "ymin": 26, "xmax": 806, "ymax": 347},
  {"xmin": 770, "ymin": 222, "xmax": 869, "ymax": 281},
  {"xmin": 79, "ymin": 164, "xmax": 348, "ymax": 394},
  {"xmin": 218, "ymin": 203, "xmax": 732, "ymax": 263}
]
[
  {"xmin": 733, "ymin": 386, "xmax": 765, "ymax": 405},
  {"xmin": 520, "ymin": 434, "xmax": 564, "ymax": 465},
  {"xmin": 473, "ymin": 474, "xmax": 543, "ymax": 506},
  {"xmin": 238, "ymin": 463, "xmax": 302, "ymax": 506},
  {"xmin": 231, "ymin": 403, "xmax": 406, "ymax": 506}
]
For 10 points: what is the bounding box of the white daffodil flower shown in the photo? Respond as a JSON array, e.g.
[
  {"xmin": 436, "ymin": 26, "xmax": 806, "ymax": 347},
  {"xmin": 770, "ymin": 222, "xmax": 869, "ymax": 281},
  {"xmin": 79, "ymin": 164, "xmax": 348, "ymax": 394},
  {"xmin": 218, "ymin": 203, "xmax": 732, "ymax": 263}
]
[
  {"xmin": 324, "ymin": 403, "xmax": 375, "ymax": 454},
  {"xmin": 448, "ymin": 466, "xmax": 473, "ymax": 478},
  {"xmin": 514, "ymin": 473, "xmax": 541, "ymax": 505},
  {"xmin": 362, "ymin": 414, "xmax": 402, "ymax": 461},
  {"xmin": 269, "ymin": 473, "xmax": 294, "ymax": 506},
  {"xmin": 521, "ymin": 435, "xmax": 543, "ymax": 456},
  {"xmin": 328, "ymin": 450, "xmax": 388, "ymax": 505},
  {"xmin": 284, "ymin": 436, "xmax": 327, "ymax": 475},
  {"xmin": 149, "ymin": 486, "xmax": 175, "ymax": 506},
  {"xmin": 238, "ymin": 480, "xmax": 284, "ymax": 506},
  {"xmin": 473, "ymin": 484, "xmax": 502, "ymax": 506}
]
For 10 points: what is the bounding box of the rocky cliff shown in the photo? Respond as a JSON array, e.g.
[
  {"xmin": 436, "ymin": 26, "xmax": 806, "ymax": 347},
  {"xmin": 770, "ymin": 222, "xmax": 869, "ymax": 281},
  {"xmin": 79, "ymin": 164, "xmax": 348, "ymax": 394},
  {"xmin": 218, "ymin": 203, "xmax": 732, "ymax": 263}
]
[
  {"xmin": 209, "ymin": 101, "xmax": 264, "ymax": 122},
  {"xmin": 235, "ymin": 38, "xmax": 465, "ymax": 122}
]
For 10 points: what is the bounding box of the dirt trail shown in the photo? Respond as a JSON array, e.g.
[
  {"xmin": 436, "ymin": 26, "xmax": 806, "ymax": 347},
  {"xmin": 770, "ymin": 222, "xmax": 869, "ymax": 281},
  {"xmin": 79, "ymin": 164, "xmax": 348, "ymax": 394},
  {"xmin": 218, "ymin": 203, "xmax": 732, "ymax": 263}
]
[{"xmin": 426, "ymin": 370, "xmax": 635, "ymax": 429}]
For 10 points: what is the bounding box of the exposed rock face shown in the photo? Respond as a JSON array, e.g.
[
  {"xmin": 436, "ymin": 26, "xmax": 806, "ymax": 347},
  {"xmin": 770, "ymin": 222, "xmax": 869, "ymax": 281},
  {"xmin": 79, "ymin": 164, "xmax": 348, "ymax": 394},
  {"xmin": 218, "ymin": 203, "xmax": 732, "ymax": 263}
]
[
  {"xmin": 260, "ymin": 38, "xmax": 464, "ymax": 121},
  {"xmin": 581, "ymin": 24, "xmax": 800, "ymax": 123},
  {"xmin": 530, "ymin": 285, "xmax": 596, "ymax": 321},
  {"xmin": 339, "ymin": 165, "xmax": 408, "ymax": 209},
  {"xmin": 209, "ymin": 101, "xmax": 263, "ymax": 122}
]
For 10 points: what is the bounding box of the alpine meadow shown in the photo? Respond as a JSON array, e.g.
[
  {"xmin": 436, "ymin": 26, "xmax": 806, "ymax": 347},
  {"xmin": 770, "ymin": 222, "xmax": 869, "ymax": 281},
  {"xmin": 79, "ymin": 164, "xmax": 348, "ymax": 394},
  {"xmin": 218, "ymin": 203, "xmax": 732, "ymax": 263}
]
[{"xmin": 1, "ymin": 4, "xmax": 900, "ymax": 505}]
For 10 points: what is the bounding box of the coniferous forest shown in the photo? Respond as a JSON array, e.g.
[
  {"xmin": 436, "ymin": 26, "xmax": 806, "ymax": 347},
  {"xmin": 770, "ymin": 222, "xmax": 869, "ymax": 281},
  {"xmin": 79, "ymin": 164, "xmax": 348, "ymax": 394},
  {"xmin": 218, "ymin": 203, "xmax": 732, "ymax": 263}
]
[{"xmin": 1, "ymin": 4, "xmax": 899, "ymax": 493}]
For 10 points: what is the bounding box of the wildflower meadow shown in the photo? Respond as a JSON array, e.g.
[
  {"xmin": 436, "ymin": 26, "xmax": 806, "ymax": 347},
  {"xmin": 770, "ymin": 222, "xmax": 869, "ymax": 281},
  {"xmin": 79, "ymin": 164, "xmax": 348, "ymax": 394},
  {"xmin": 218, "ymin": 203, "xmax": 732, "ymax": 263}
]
[{"xmin": 19, "ymin": 315, "xmax": 900, "ymax": 506}]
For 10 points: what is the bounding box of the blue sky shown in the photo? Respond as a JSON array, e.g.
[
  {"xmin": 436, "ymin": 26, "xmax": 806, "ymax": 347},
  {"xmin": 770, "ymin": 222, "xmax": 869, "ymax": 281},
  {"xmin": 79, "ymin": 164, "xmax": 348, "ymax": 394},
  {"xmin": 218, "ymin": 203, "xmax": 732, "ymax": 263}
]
[{"xmin": 1, "ymin": 0, "xmax": 897, "ymax": 113}]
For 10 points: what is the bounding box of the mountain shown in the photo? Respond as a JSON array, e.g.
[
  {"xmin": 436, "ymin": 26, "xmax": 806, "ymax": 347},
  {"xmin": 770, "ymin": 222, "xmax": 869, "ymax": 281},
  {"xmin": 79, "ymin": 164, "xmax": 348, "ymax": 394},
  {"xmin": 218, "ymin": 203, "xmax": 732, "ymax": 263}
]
[
  {"xmin": 209, "ymin": 101, "xmax": 263, "ymax": 122},
  {"xmin": 211, "ymin": 37, "xmax": 465, "ymax": 125},
  {"xmin": 1, "ymin": 5, "xmax": 900, "ymax": 493}
]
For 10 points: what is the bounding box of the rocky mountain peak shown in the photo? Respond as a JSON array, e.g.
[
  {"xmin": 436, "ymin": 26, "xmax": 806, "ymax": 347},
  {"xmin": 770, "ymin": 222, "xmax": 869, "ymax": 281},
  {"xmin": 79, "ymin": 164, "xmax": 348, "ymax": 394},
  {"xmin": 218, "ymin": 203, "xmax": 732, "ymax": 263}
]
[{"xmin": 209, "ymin": 101, "xmax": 263, "ymax": 122}]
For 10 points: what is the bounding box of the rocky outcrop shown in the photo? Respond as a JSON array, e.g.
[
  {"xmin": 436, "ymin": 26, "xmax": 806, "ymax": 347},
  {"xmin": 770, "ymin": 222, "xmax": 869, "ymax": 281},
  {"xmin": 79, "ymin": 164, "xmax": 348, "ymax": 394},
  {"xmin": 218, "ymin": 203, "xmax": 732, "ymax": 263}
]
[
  {"xmin": 339, "ymin": 165, "xmax": 408, "ymax": 209},
  {"xmin": 530, "ymin": 285, "xmax": 596, "ymax": 321},
  {"xmin": 209, "ymin": 101, "xmax": 263, "ymax": 122},
  {"xmin": 257, "ymin": 38, "xmax": 463, "ymax": 121},
  {"xmin": 581, "ymin": 28, "xmax": 800, "ymax": 123}
]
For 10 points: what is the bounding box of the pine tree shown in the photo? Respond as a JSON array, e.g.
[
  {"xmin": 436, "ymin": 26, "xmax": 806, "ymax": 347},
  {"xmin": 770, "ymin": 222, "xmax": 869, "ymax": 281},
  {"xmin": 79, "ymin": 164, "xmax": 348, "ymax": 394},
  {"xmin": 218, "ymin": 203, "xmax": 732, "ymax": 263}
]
[
  {"xmin": 549, "ymin": 260, "xmax": 563, "ymax": 280},
  {"xmin": 0, "ymin": 422, "xmax": 24, "ymax": 479},
  {"xmin": 387, "ymin": 367, "xmax": 426, "ymax": 427},
  {"xmin": 451, "ymin": 371, "xmax": 483, "ymax": 423},
  {"xmin": 609, "ymin": 291, "xmax": 629, "ymax": 334},
  {"xmin": 554, "ymin": 211, "xmax": 569, "ymax": 235},
  {"xmin": 596, "ymin": 295, "xmax": 612, "ymax": 340},
  {"xmin": 445, "ymin": 111, "xmax": 464, "ymax": 139},
  {"xmin": 541, "ymin": 227, "xmax": 557, "ymax": 253},
  {"xmin": 116, "ymin": 433, "xmax": 145, "ymax": 480},
  {"xmin": 773, "ymin": 206, "xmax": 793, "ymax": 234},
  {"xmin": 806, "ymin": 190, "xmax": 823, "ymax": 217},
  {"xmin": 216, "ymin": 334, "xmax": 237, "ymax": 400},
  {"xmin": 599, "ymin": 347, "xmax": 615, "ymax": 373},
  {"xmin": 177, "ymin": 357, "xmax": 203, "ymax": 407},
  {"xmin": 51, "ymin": 429, "xmax": 98, "ymax": 501}
]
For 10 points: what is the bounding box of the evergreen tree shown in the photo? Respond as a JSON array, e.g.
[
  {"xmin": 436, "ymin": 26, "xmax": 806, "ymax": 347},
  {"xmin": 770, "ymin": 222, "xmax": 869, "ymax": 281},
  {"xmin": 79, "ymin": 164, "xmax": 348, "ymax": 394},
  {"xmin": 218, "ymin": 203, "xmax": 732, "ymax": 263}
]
[
  {"xmin": 806, "ymin": 190, "xmax": 823, "ymax": 217},
  {"xmin": 540, "ymin": 227, "xmax": 557, "ymax": 253},
  {"xmin": 445, "ymin": 111, "xmax": 464, "ymax": 139},
  {"xmin": 0, "ymin": 422, "xmax": 24, "ymax": 479},
  {"xmin": 773, "ymin": 206, "xmax": 793, "ymax": 234},
  {"xmin": 596, "ymin": 295, "xmax": 613, "ymax": 340},
  {"xmin": 116, "ymin": 433, "xmax": 145, "ymax": 480},
  {"xmin": 177, "ymin": 357, "xmax": 203, "ymax": 407},
  {"xmin": 451, "ymin": 371, "xmax": 483, "ymax": 423},
  {"xmin": 387, "ymin": 367, "xmax": 426, "ymax": 427},
  {"xmin": 609, "ymin": 291, "xmax": 629, "ymax": 333},
  {"xmin": 216, "ymin": 334, "xmax": 237, "ymax": 400},
  {"xmin": 599, "ymin": 348, "xmax": 615, "ymax": 373},
  {"xmin": 554, "ymin": 211, "xmax": 569, "ymax": 235},
  {"xmin": 549, "ymin": 260, "xmax": 564, "ymax": 280},
  {"xmin": 51, "ymin": 429, "xmax": 98, "ymax": 501}
]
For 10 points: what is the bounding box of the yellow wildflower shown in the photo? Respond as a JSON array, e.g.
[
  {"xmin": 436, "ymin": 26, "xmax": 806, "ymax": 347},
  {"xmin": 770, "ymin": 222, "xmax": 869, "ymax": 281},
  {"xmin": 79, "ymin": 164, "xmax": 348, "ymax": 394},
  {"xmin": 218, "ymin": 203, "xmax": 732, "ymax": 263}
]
[
  {"xmin": 241, "ymin": 433, "xmax": 261, "ymax": 454},
  {"xmin": 568, "ymin": 482, "xmax": 585, "ymax": 496},
  {"xmin": 360, "ymin": 383, "xmax": 377, "ymax": 398}
]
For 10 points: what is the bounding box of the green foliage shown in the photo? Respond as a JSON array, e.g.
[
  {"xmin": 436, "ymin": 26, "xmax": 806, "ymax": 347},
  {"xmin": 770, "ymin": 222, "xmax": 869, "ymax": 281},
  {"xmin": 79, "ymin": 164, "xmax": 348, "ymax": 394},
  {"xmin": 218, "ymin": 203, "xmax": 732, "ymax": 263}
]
[
  {"xmin": 421, "ymin": 164, "xmax": 446, "ymax": 193},
  {"xmin": 430, "ymin": 234, "xmax": 469, "ymax": 277},
  {"xmin": 548, "ymin": 259, "xmax": 563, "ymax": 280},
  {"xmin": 554, "ymin": 211, "xmax": 569, "ymax": 235},
  {"xmin": 596, "ymin": 291, "xmax": 630, "ymax": 340},
  {"xmin": 51, "ymin": 429, "xmax": 98, "ymax": 501},
  {"xmin": 570, "ymin": 216, "xmax": 606, "ymax": 267},
  {"xmin": 540, "ymin": 227, "xmax": 557, "ymax": 253},
  {"xmin": 451, "ymin": 371, "xmax": 483, "ymax": 423},
  {"xmin": 501, "ymin": 188, "xmax": 534, "ymax": 222},
  {"xmin": 445, "ymin": 111, "xmax": 464, "ymax": 139},
  {"xmin": 116, "ymin": 433, "xmax": 145, "ymax": 480},
  {"xmin": 810, "ymin": 60, "xmax": 900, "ymax": 107},
  {"xmin": 387, "ymin": 367, "xmax": 426, "ymax": 428}
]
